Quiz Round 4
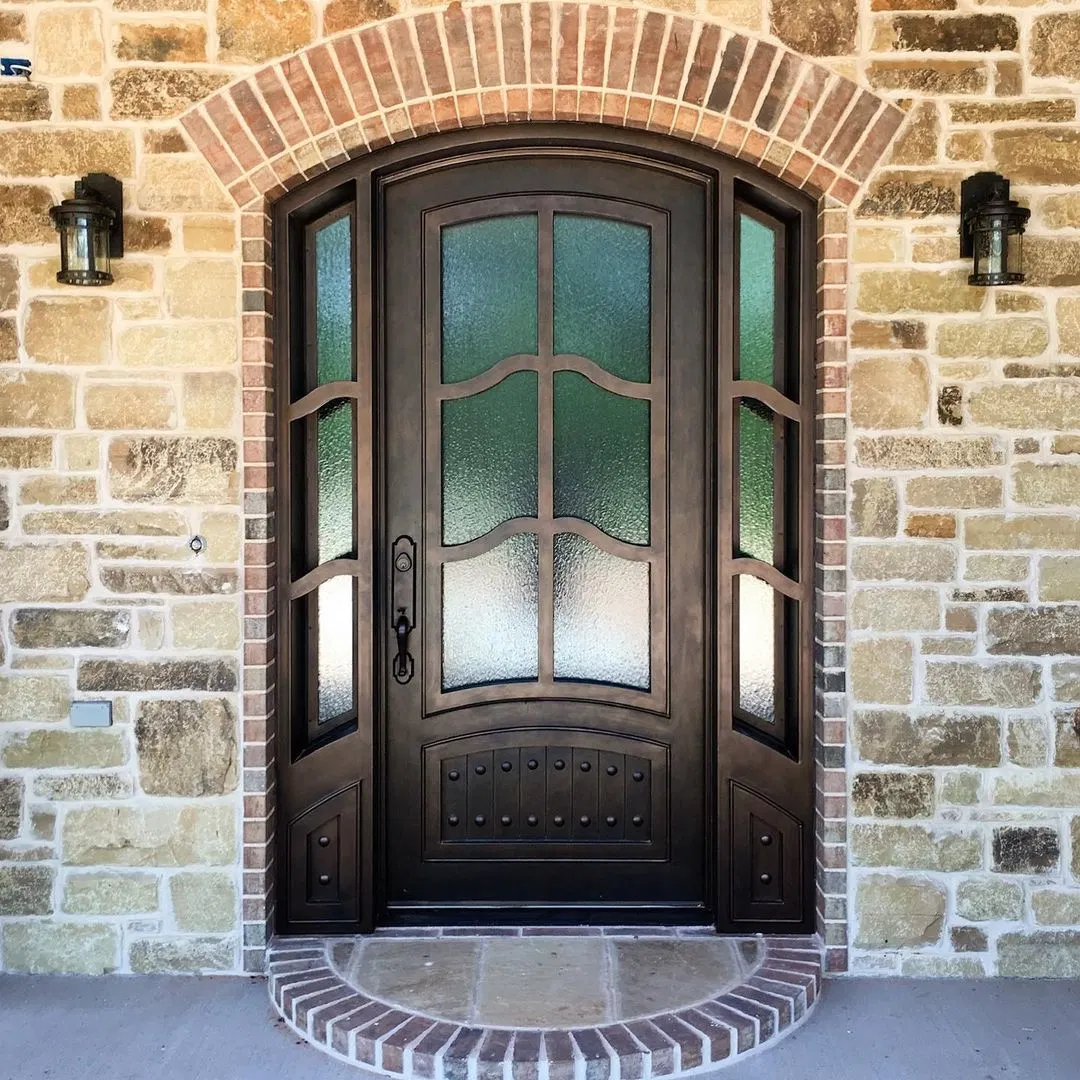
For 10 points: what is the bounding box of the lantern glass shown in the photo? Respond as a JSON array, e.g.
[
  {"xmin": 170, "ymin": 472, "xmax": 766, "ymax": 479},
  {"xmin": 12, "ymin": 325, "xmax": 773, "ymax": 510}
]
[{"xmin": 969, "ymin": 212, "xmax": 1023, "ymax": 287}]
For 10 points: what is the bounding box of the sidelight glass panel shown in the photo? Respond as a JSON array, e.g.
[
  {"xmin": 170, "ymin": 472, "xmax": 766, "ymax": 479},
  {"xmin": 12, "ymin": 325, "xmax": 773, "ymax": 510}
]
[
  {"xmin": 317, "ymin": 575, "xmax": 354, "ymax": 723},
  {"xmin": 553, "ymin": 372, "xmax": 650, "ymax": 545},
  {"xmin": 315, "ymin": 214, "xmax": 353, "ymax": 386},
  {"xmin": 553, "ymin": 215, "xmax": 651, "ymax": 382},
  {"xmin": 737, "ymin": 574, "xmax": 774, "ymax": 723},
  {"xmin": 442, "ymin": 371, "xmax": 538, "ymax": 545},
  {"xmin": 442, "ymin": 534, "xmax": 539, "ymax": 690},
  {"xmin": 317, "ymin": 399, "xmax": 354, "ymax": 564},
  {"xmin": 553, "ymin": 533, "xmax": 650, "ymax": 690},
  {"xmin": 442, "ymin": 215, "xmax": 538, "ymax": 383},
  {"xmin": 738, "ymin": 213, "xmax": 776, "ymax": 387},
  {"xmin": 737, "ymin": 401, "xmax": 774, "ymax": 565}
]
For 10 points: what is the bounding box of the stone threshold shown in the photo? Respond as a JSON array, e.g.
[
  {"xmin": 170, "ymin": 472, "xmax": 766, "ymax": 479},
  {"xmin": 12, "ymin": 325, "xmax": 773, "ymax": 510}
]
[{"xmin": 267, "ymin": 930, "xmax": 822, "ymax": 1078}]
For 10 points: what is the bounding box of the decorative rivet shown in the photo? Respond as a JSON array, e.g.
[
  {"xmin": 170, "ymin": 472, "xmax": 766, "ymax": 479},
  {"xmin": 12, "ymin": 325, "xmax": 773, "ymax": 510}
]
[
  {"xmin": 189, "ymin": 534, "xmax": 206, "ymax": 555},
  {"xmin": 475, "ymin": 764, "xmax": 486, "ymax": 775},
  {"xmin": 527, "ymin": 759, "xmax": 539, "ymax": 770},
  {"xmin": 759, "ymin": 873, "xmax": 772, "ymax": 884},
  {"xmin": 527, "ymin": 814, "xmax": 538, "ymax": 826},
  {"xmin": 606, "ymin": 816, "xmax": 617, "ymax": 826},
  {"xmin": 500, "ymin": 815, "xmax": 512, "ymax": 826},
  {"xmin": 632, "ymin": 770, "xmax": 644, "ymax": 781},
  {"xmin": 554, "ymin": 759, "xmax": 565, "ymax": 770},
  {"xmin": 318, "ymin": 874, "xmax": 331, "ymax": 885},
  {"xmin": 606, "ymin": 765, "xmax": 618, "ymax": 776},
  {"xmin": 632, "ymin": 815, "xmax": 644, "ymax": 826},
  {"xmin": 501, "ymin": 761, "xmax": 513, "ymax": 772},
  {"xmin": 448, "ymin": 814, "xmax": 459, "ymax": 826},
  {"xmin": 317, "ymin": 835, "xmax": 330, "ymax": 848},
  {"xmin": 760, "ymin": 834, "xmax": 772, "ymax": 846},
  {"xmin": 448, "ymin": 770, "xmax": 460, "ymax": 781},
  {"xmin": 474, "ymin": 814, "xmax": 486, "ymax": 826},
  {"xmin": 553, "ymin": 815, "xmax": 565, "ymax": 826},
  {"xmin": 580, "ymin": 761, "xmax": 591, "ymax": 772},
  {"xmin": 579, "ymin": 815, "xmax": 591, "ymax": 827}
]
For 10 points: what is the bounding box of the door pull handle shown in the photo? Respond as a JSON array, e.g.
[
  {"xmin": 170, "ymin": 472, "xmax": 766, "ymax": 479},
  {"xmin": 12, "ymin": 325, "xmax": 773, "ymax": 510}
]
[
  {"xmin": 391, "ymin": 535, "xmax": 416, "ymax": 685},
  {"xmin": 393, "ymin": 608, "xmax": 414, "ymax": 684}
]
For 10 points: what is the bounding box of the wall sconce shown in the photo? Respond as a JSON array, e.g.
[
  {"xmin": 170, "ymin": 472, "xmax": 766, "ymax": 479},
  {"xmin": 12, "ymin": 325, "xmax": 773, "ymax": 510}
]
[
  {"xmin": 49, "ymin": 173, "xmax": 124, "ymax": 286},
  {"xmin": 960, "ymin": 171, "xmax": 1029, "ymax": 287}
]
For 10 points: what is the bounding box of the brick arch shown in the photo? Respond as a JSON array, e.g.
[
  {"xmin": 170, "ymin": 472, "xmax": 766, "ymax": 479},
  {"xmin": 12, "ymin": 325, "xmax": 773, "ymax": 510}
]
[
  {"xmin": 188, "ymin": 3, "xmax": 890, "ymax": 973},
  {"xmin": 179, "ymin": 2, "xmax": 903, "ymax": 208}
]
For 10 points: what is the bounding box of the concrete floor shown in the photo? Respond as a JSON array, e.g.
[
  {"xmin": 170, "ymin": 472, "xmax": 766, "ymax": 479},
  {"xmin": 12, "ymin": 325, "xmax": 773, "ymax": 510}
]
[{"xmin": 1, "ymin": 975, "xmax": 1078, "ymax": 1080}]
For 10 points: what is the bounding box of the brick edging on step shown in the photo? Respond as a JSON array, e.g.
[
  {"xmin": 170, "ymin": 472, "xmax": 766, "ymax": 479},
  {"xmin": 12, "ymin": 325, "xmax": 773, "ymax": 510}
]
[{"xmin": 266, "ymin": 934, "xmax": 823, "ymax": 1077}]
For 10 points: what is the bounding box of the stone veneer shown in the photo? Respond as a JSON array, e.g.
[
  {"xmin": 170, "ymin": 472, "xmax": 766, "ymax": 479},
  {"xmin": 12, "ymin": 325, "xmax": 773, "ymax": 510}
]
[{"xmin": 0, "ymin": 0, "xmax": 1078, "ymax": 978}]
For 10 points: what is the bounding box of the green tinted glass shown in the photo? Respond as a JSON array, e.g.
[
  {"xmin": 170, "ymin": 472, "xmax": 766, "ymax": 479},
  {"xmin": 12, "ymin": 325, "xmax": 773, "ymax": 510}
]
[
  {"xmin": 442, "ymin": 534, "xmax": 539, "ymax": 690},
  {"xmin": 738, "ymin": 214, "xmax": 776, "ymax": 386},
  {"xmin": 553, "ymin": 533, "xmax": 650, "ymax": 690},
  {"xmin": 553, "ymin": 372, "xmax": 649, "ymax": 545},
  {"xmin": 737, "ymin": 574, "xmax": 775, "ymax": 723},
  {"xmin": 738, "ymin": 401, "xmax": 774, "ymax": 564},
  {"xmin": 315, "ymin": 215, "xmax": 353, "ymax": 385},
  {"xmin": 317, "ymin": 399, "xmax": 354, "ymax": 564},
  {"xmin": 317, "ymin": 575, "xmax": 354, "ymax": 723},
  {"xmin": 442, "ymin": 215, "xmax": 538, "ymax": 383},
  {"xmin": 442, "ymin": 371, "xmax": 538, "ymax": 546},
  {"xmin": 553, "ymin": 215, "xmax": 650, "ymax": 382}
]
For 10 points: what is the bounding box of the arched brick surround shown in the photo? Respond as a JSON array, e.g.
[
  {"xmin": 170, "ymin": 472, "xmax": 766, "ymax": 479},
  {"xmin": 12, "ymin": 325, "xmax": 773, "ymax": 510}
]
[{"xmin": 175, "ymin": 2, "xmax": 903, "ymax": 974}]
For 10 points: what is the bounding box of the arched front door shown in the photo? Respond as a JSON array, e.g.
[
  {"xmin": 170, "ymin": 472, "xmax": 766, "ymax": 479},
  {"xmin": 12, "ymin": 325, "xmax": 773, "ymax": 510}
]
[{"xmin": 274, "ymin": 127, "xmax": 815, "ymax": 934}]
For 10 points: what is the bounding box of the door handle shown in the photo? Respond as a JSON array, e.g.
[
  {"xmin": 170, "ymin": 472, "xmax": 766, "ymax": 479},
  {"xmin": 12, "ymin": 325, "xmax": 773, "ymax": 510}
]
[{"xmin": 391, "ymin": 535, "xmax": 416, "ymax": 685}]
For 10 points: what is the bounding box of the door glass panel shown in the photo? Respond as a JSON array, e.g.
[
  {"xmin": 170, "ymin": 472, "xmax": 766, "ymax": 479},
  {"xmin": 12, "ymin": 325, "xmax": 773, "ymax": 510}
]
[
  {"xmin": 737, "ymin": 574, "xmax": 774, "ymax": 723},
  {"xmin": 442, "ymin": 371, "xmax": 538, "ymax": 545},
  {"xmin": 317, "ymin": 575, "xmax": 354, "ymax": 723},
  {"xmin": 442, "ymin": 215, "xmax": 538, "ymax": 383},
  {"xmin": 318, "ymin": 399, "xmax": 354, "ymax": 564},
  {"xmin": 315, "ymin": 214, "xmax": 353, "ymax": 386},
  {"xmin": 738, "ymin": 213, "xmax": 776, "ymax": 387},
  {"xmin": 553, "ymin": 372, "xmax": 649, "ymax": 545},
  {"xmin": 553, "ymin": 532, "xmax": 650, "ymax": 690},
  {"xmin": 737, "ymin": 400, "xmax": 774, "ymax": 565},
  {"xmin": 553, "ymin": 215, "xmax": 650, "ymax": 382},
  {"xmin": 442, "ymin": 533, "xmax": 539, "ymax": 690}
]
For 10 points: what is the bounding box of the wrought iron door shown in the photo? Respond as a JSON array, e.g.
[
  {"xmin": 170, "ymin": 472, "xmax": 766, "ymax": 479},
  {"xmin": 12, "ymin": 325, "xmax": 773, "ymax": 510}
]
[{"xmin": 274, "ymin": 128, "xmax": 815, "ymax": 934}]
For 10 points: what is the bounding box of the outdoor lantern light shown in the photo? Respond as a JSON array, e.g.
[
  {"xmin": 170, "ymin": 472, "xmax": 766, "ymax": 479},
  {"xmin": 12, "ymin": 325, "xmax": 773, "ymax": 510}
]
[
  {"xmin": 49, "ymin": 173, "xmax": 124, "ymax": 286},
  {"xmin": 960, "ymin": 171, "xmax": 1029, "ymax": 287}
]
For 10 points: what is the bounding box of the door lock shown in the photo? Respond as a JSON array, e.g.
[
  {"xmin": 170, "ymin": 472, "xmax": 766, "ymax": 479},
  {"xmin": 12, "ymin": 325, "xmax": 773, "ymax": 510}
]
[{"xmin": 391, "ymin": 535, "xmax": 416, "ymax": 685}]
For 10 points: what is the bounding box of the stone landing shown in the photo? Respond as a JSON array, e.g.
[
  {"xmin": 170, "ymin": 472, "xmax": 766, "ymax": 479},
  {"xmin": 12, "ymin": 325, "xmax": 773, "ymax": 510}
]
[{"xmin": 267, "ymin": 930, "xmax": 822, "ymax": 1077}]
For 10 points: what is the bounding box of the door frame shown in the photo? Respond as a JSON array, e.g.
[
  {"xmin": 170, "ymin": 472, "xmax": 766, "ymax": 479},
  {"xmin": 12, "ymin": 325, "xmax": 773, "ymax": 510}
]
[{"xmin": 272, "ymin": 124, "xmax": 818, "ymax": 935}]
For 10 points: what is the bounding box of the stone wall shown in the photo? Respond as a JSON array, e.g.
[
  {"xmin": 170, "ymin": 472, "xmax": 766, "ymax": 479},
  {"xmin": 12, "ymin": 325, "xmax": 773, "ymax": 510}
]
[{"xmin": 0, "ymin": 0, "xmax": 1077, "ymax": 976}]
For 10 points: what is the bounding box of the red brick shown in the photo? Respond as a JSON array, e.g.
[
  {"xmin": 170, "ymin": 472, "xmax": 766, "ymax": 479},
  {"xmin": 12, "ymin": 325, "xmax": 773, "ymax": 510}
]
[
  {"xmin": 777, "ymin": 65, "xmax": 828, "ymax": 144},
  {"xmin": 673, "ymin": 104, "xmax": 699, "ymax": 137},
  {"xmin": 582, "ymin": 5, "xmax": 608, "ymax": 87},
  {"xmin": 718, "ymin": 118, "xmax": 747, "ymax": 153},
  {"xmin": 755, "ymin": 51, "xmax": 800, "ymax": 131},
  {"xmin": 741, "ymin": 128, "xmax": 769, "ymax": 163},
  {"xmin": 557, "ymin": 2, "xmax": 580, "ymax": 85},
  {"xmin": 682, "ymin": 23, "xmax": 721, "ymax": 107},
  {"xmin": 607, "ymin": 7, "xmax": 637, "ymax": 91},
  {"xmin": 707, "ymin": 35, "xmax": 747, "ymax": 114},
  {"xmin": 359, "ymin": 27, "xmax": 402, "ymax": 108},
  {"xmin": 386, "ymin": 20, "xmax": 425, "ymax": 101},
  {"xmin": 657, "ymin": 16, "xmax": 693, "ymax": 99},
  {"xmin": 231, "ymin": 81, "xmax": 285, "ymax": 159},
  {"xmin": 555, "ymin": 86, "xmax": 580, "ymax": 119},
  {"xmin": 650, "ymin": 99, "xmax": 676, "ymax": 133},
  {"xmin": 333, "ymin": 36, "xmax": 378, "ymax": 117},
  {"xmin": 306, "ymin": 44, "xmax": 354, "ymax": 127},
  {"xmin": 280, "ymin": 56, "xmax": 331, "ymax": 136},
  {"xmin": 408, "ymin": 101, "xmax": 438, "ymax": 137},
  {"xmin": 601, "ymin": 90, "xmax": 628, "ymax": 125},
  {"xmin": 530, "ymin": 2, "xmax": 553, "ymax": 85},
  {"xmin": 632, "ymin": 11, "xmax": 666, "ymax": 94},
  {"xmin": 830, "ymin": 175, "xmax": 860, "ymax": 205},
  {"xmin": 180, "ymin": 109, "xmax": 241, "ymax": 185},
  {"xmin": 478, "ymin": 89, "xmax": 506, "ymax": 121},
  {"xmin": 501, "ymin": 4, "xmax": 527, "ymax": 85},
  {"xmin": 381, "ymin": 1016, "xmax": 436, "ymax": 1075},
  {"xmin": 432, "ymin": 95, "xmax": 460, "ymax": 132},
  {"xmin": 803, "ymin": 79, "xmax": 856, "ymax": 155},
  {"xmin": 506, "ymin": 86, "xmax": 529, "ymax": 120},
  {"xmin": 823, "ymin": 91, "xmax": 881, "ymax": 168},
  {"xmin": 730, "ymin": 41, "xmax": 776, "ymax": 122},
  {"xmin": 847, "ymin": 104, "xmax": 905, "ymax": 181},
  {"xmin": 649, "ymin": 1015, "xmax": 703, "ymax": 1070},
  {"xmin": 412, "ymin": 13, "xmax": 450, "ymax": 97},
  {"xmin": 579, "ymin": 88, "xmax": 602, "ymax": 121},
  {"xmin": 206, "ymin": 94, "xmax": 263, "ymax": 173},
  {"xmin": 255, "ymin": 68, "xmax": 307, "ymax": 149},
  {"xmin": 443, "ymin": 3, "xmax": 476, "ymax": 90},
  {"xmin": 625, "ymin": 93, "xmax": 651, "ymax": 129}
]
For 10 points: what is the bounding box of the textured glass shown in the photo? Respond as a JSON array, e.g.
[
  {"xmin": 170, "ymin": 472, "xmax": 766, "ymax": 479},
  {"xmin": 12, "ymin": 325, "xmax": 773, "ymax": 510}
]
[
  {"xmin": 315, "ymin": 215, "xmax": 353, "ymax": 385},
  {"xmin": 738, "ymin": 214, "xmax": 776, "ymax": 386},
  {"xmin": 553, "ymin": 215, "xmax": 651, "ymax": 382},
  {"xmin": 442, "ymin": 216, "xmax": 538, "ymax": 383},
  {"xmin": 738, "ymin": 574, "xmax": 775, "ymax": 723},
  {"xmin": 442, "ymin": 372, "xmax": 538, "ymax": 545},
  {"xmin": 738, "ymin": 401, "xmax": 774, "ymax": 564},
  {"xmin": 553, "ymin": 533, "xmax": 650, "ymax": 689},
  {"xmin": 318, "ymin": 575, "xmax": 354, "ymax": 723},
  {"xmin": 318, "ymin": 399, "xmax": 354, "ymax": 564},
  {"xmin": 553, "ymin": 372, "xmax": 649, "ymax": 545},
  {"xmin": 442, "ymin": 534, "xmax": 539, "ymax": 690}
]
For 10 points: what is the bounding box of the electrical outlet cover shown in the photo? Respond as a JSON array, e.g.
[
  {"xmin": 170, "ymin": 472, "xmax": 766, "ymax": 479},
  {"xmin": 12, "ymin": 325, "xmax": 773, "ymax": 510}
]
[{"xmin": 71, "ymin": 700, "xmax": 112, "ymax": 728}]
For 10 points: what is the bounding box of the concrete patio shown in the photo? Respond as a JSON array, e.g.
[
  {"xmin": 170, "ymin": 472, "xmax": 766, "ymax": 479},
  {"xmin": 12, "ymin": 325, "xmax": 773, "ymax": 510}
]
[{"xmin": 1, "ymin": 973, "xmax": 1077, "ymax": 1080}]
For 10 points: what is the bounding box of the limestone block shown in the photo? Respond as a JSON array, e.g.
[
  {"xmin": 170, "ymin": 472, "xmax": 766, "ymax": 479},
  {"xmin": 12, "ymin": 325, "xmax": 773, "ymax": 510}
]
[
  {"xmin": 0, "ymin": 777, "xmax": 22, "ymax": 839},
  {"xmin": 61, "ymin": 436, "xmax": 98, "ymax": 470},
  {"xmin": 1032, "ymin": 890, "xmax": 1080, "ymax": 927},
  {"xmin": 1073, "ymin": 818, "xmax": 1080, "ymax": 879},
  {"xmin": 956, "ymin": 877, "xmax": 1023, "ymax": 922},
  {"xmin": 903, "ymin": 956, "xmax": 985, "ymax": 977},
  {"xmin": 0, "ymin": 865, "xmax": 54, "ymax": 916},
  {"xmin": 851, "ymin": 588, "xmax": 940, "ymax": 632},
  {"xmin": 19, "ymin": 476, "xmax": 97, "ymax": 505},
  {"xmin": 874, "ymin": 13, "xmax": 1016, "ymax": 53},
  {"xmin": 856, "ymin": 436, "xmax": 1001, "ymax": 470},
  {"xmin": 0, "ymin": 257, "xmax": 16, "ymax": 311},
  {"xmin": 0, "ymin": 186, "xmax": 54, "ymax": 246},
  {"xmin": 937, "ymin": 319, "xmax": 1047, "ymax": 359},
  {"xmin": 62, "ymin": 805, "xmax": 235, "ymax": 867},
  {"xmin": 181, "ymin": 373, "xmax": 238, "ymax": 431},
  {"xmin": 118, "ymin": 323, "xmax": 236, "ymax": 368},
  {"xmin": 115, "ymin": 22, "xmax": 208, "ymax": 62},
  {"xmin": 170, "ymin": 872, "xmax": 237, "ymax": 932},
  {"xmin": 852, "ymin": 773, "xmax": 934, "ymax": 818},
  {"xmin": 11, "ymin": 608, "xmax": 130, "ymax": 649},
  {"xmin": 137, "ymin": 156, "xmax": 232, "ymax": 214},
  {"xmin": 33, "ymin": 773, "xmax": 133, "ymax": 801},
  {"xmin": 907, "ymin": 477, "xmax": 1003, "ymax": 510},
  {"xmin": 182, "ymin": 217, "xmax": 237, "ymax": 253},
  {"xmin": 993, "ymin": 826, "xmax": 1059, "ymax": 874},
  {"xmin": 998, "ymin": 933, "xmax": 1080, "ymax": 978},
  {"xmin": 1007, "ymin": 717, "xmax": 1049, "ymax": 768},
  {"xmin": 1054, "ymin": 710, "xmax": 1080, "ymax": 767},
  {"xmin": 925, "ymin": 661, "xmax": 1040, "ymax": 708},
  {"xmin": 129, "ymin": 936, "xmax": 235, "ymax": 973},
  {"xmin": 0, "ymin": 84, "xmax": 48, "ymax": 122},
  {"xmin": 993, "ymin": 773, "xmax": 1080, "ymax": 807},
  {"xmin": 855, "ymin": 874, "xmax": 945, "ymax": 949},
  {"xmin": 850, "ymin": 639, "xmax": 913, "ymax": 704},
  {"xmin": 22, "ymin": 510, "xmax": 187, "ymax": 537},
  {"xmin": 854, "ymin": 711, "xmax": 999, "ymax": 768},
  {"xmin": 1059, "ymin": 299, "xmax": 1080, "ymax": 359},
  {"xmin": 110, "ymin": 69, "xmax": 230, "ymax": 121},
  {"xmin": 851, "ymin": 479, "xmax": 897, "ymax": 538},
  {"xmin": 853, "ymin": 824, "xmax": 981, "ymax": 872},
  {"xmin": 165, "ymin": 259, "xmax": 238, "ymax": 319},
  {"xmin": 173, "ymin": 601, "xmax": 241, "ymax": 650},
  {"xmin": 986, "ymin": 606, "xmax": 1080, "ymax": 656},
  {"xmin": 1053, "ymin": 662, "xmax": 1080, "ymax": 701},
  {"xmin": 0, "ymin": 131, "xmax": 134, "ymax": 180},
  {"xmin": 136, "ymin": 698, "xmax": 238, "ymax": 797},
  {"xmin": 852, "ymin": 228, "xmax": 903, "ymax": 264},
  {"xmin": 769, "ymin": 0, "xmax": 857, "ymax": 56},
  {"xmin": 945, "ymin": 132, "xmax": 986, "ymax": 163},
  {"xmin": 941, "ymin": 771, "xmax": 979, "ymax": 805},
  {"xmin": 324, "ymin": 0, "xmax": 397, "ymax": 36},
  {"xmin": 34, "ymin": 8, "xmax": 105, "ymax": 77},
  {"xmin": 2, "ymin": 922, "xmax": 117, "ymax": 974},
  {"xmin": 85, "ymin": 384, "xmax": 176, "ymax": 431},
  {"xmin": 887, "ymin": 102, "xmax": 938, "ymax": 167},
  {"xmin": 850, "ymin": 356, "xmax": 929, "ymax": 428},
  {"xmin": 850, "ymin": 320, "xmax": 926, "ymax": 350},
  {"xmin": 970, "ymin": 383, "xmax": 1080, "ymax": 430},
  {"xmin": 1, "ymin": 729, "xmax": 126, "ymax": 769},
  {"xmin": 1014, "ymin": 463, "xmax": 1080, "ymax": 508},
  {"xmin": 108, "ymin": 437, "xmax": 238, "ymax": 504},
  {"xmin": 1030, "ymin": 13, "xmax": 1080, "ymax": 80},
  {"xmin": 61, "ymin": 85, "xmax": 101, "ymax": 121},
  {"xmin": 857, "ymin": 172, "xmax": 958, "ymax": 219},
  {"xmin": 78, "ymin": 658, "xmax": 238, "ymax": 693},
  {"xmin": 124, "ymin": 216, "xmax": 173, "ymax": 254},
  {"xmin": 0, "ymin": 675, "xmax": 70, "ymax": 723},
  {"xmin": 63, "ymin": 873, "xmax": 159, "ymax": 915},
  {"xmin": 0, "ymin": 371, "xmax": 75, "ymax": 430},
  {"xmin": 857, "ymin": 270, "xmax": 983, "ymax": 314},
  {"xmin": 100, "ymin": 567, "xmax": 238, "ymax": 595},
  {"xmin": 851, "ymin": 543, "xmax": 955, "ymax": 582},
  {"xmin": 966, "ymin": 515, "xmax": 1080, "ymax": 551}
]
